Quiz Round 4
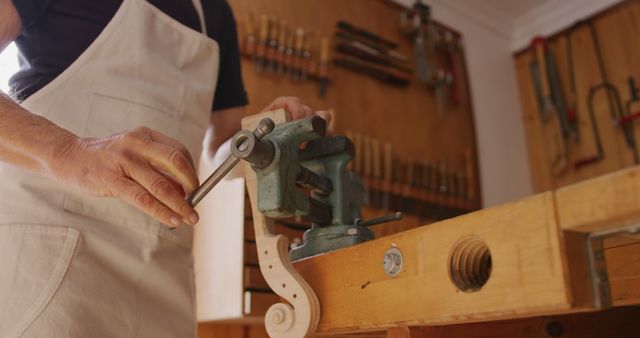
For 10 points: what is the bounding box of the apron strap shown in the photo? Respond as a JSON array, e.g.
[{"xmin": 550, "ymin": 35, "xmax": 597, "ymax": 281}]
[{"xmin": 191, "ymin": 0, "xmax": 207, "ymax": 34}]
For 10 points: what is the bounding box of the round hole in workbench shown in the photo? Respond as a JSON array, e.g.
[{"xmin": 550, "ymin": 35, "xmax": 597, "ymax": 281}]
[{"xmin": 448, "ymin": 235, "xmax": 492, "ymax": 292}]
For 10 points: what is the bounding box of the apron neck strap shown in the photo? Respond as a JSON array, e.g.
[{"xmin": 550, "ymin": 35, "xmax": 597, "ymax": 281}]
[{"xmin": 191, "ymin": 0, "xmax": 207, "ymax": 34}]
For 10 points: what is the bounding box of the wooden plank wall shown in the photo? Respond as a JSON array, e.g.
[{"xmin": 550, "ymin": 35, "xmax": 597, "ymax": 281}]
[
  {"xmin": 229, "ymin": 0, "xmax": 479, "ymax": 202},
  {"xmin": 515, "ymin": 0, "xmax": 640, "ymax": 192}
]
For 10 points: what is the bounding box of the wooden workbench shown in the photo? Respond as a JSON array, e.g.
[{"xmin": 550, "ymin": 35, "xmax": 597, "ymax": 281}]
[
  {"xmin": 199, "ymin": 166, "xmax": 640, "ymax": 337},
  {"xmin": 290, "ymin": 165, "xmax": 640, "ymax": 336}
]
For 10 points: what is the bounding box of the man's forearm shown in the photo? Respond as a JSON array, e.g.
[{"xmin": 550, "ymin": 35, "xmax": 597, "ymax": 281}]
[{"xmin": 0, "ymin": 92, "xmax": 77, "ymax": 174}]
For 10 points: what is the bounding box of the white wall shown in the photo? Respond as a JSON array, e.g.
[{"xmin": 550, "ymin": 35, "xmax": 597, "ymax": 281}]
[
  {"xmin": 395, "ymin": 0, "xmax": 534, "ymax": 207},
  {"xmin": 511, "ymin": 0, "xmax": 624, "ymax": 51},
  {"xmin": 0, "ymin": 43, "xmax": 19, "ymax": 92}
]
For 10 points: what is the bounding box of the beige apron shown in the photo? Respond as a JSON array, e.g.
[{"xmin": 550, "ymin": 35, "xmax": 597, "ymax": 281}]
[{"xmin": 0, "ymin": 0, "xmax": 219, "ymax": 336}]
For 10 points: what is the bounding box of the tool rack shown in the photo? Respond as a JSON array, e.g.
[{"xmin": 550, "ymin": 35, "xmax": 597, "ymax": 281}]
[{"xmin": 515, "ymin": 0, "xmax": 640, "ymax": 192}]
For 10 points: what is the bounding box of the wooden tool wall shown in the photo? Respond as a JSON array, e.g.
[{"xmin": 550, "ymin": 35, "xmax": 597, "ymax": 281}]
[
  {"xmin": 229, "ymin": 0, "xmax": 480, "ymax": 215},
  {"xmin": 515, "ymin": 0, "xmax": 640, "ymax": 192}
]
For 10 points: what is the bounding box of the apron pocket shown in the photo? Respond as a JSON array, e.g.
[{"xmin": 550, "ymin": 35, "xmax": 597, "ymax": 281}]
[
  {"xmin": 0, "ymin": 225, "xmax": 79, "ymax": 338},
  {"xmin": 85, "ymin": 93, "xmax": 205, "ymax": 158}
]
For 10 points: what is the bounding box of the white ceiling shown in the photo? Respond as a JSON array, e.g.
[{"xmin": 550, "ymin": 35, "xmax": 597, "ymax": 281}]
[
  {"xmin": 481, "ymin": 0, "xmax": 553, "ymax": 20},
  {"xmin": 397, "ymin": 0, "xmax": 624, "ymax": 50}
]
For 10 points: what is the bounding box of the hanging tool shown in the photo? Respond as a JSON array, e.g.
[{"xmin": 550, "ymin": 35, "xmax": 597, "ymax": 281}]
[
  {"xmin": 564, "ymin": 30, "xmax": 580, "ymax": 141},
  {"xmin": 544, "ymin": 41, "xmax": 572, "ymax": 141},
  {"xmin": 276, "ymin": 21, "xmax": 288, "ymax": 75},
  {"xmin": 256, "ymin": 14, "xmax": 269, "ymax": 74},
  {"xmin": 241, "ymin": 12, "xmax": 256, "ymax": 58},
  {"xmin": 292, "ymin": 28, "xmax": 305, "ymax": 80},
  {"xmin": 530, "ymin": 37, "xmax": 568, "ymax": 174},
  {"xmin": 588, "ymin": 21, "xmax": 639, "ymax": 163},
  {"xmin": 301, "ymin": 30, "xmax": 313, "ymax": 81},
  {"xmin": 318, "ymin": 37, "xmax": 330, "ymax": 97},
  {"xmin": 621, "ymin": 77, "xmax": 640, "ymax": 126},
  {"xmin": 575, "ymin": 84, "xmax": 606, "ymax": 169},
  {"xmin": 266, "ymin": 17, "xmax": 279, "ymax": 73},
  {"xmin": 333, "ymin": 56, "xmax": 411, "ymax": 86},
  {"xmin": 401, "ymin": 0, "xmax": 433, "ymax": 84},
  {"xmin": 382, "ymin": 142, "xmax": 393, "ymax": 210},
  {"xmin": 284, "ymin": 26, "xmax": 295, "ymax": 76},
  {"xmin": 444, "ymin": 31, "xmax": 461, "ymax": 107},
  {"xmin": 337, "ymin": 21, "xmax": 398, "ymax": 51},
  {"xmin": 334, "ymin": 30, "xmax": 408, "ymax": 64},
  {"xmin": 362, "ymin": 135, "xmax": 372, "ymax": 207},
  {"xmin": 335, "ymin": 40, "xmax": 412, "ymax": 74},
  {"xmin": 371, "ymin": 138, "xmax": 382, "ymax": 209}
]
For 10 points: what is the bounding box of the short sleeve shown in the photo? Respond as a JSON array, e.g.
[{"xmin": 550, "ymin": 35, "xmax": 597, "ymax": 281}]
[
  {"xmin": 203, "ymin": 0, "xmax": 249, "ymax": 112},
  {"xmin": 11, "ymin": 0, "xmax": 55, "ymax": 30}
]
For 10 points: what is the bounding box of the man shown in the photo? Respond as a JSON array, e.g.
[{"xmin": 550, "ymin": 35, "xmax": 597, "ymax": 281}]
[{"xmin": 0, "ymin": 0, "xmax": 325, "ymax": 336}]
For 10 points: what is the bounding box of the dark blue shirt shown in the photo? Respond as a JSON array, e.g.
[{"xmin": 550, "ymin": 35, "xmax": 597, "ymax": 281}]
[{"xmin": 10, "ymin": 0, "xmax": 248, "ymax": 111}]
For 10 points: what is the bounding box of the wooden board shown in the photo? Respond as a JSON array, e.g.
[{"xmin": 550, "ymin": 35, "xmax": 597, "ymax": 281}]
[
  {"xmin": 294, "ymin": 193, "xmax": 570, "ymax": 334},
  {"xmin": 514, "ymin": 0, "xmax": 640, "ymax": 192},
  {"xmin": 555, "ymin": 166, "xmax": 640, "ymax": 232},
  {"xmin": 289, "ymin": 165, "xmax": 640, "ymax": 334}
]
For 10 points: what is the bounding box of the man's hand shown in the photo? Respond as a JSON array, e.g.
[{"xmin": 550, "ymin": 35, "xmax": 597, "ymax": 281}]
[
  {"xmin": 207, "ymin": 96, "xmax": 332, "ymax": 156},
  {"xmin": 49, "ymin": 127, "xmax": 199, "ymax": 228}
]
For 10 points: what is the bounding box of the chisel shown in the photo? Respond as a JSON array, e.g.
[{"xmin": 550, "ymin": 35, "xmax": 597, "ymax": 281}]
[
  {"xmin": 276, "ymin": 21, "xmax": 287, "ymax": 75},
  {"xmin": 334, "ymin": 30, "xmax": 407, "ymax": 63},
  {"xmin": 318, "ymin": 37, "xmax": 330, "ymax": 97},
  {"xmin": 363, "ymin": 135, "xmax": 372, "ymax": 207},
  {"xmin": 241, "ymin": 12, "xmax": 256, "ymax": 58},
  {"xmin": 292, "ymin": 28, "xmax": 305, "ymax": 80},
  {"xmin": 266, "ymin": 17, "xmax": 279, "ymax": 73},
  {"xmin": 371, "ymin": 138, "xmax": 382, "ymax": 209},
  {"xmin": 255, "ymin": 14, "xmax": 269, "ymax": 74},
  {"xmin": 301, "ymin": 30, "xmax": 313, "ymax": 81},
  {"xmin": 336, "ymin": 20, "xmax": 398, "ymax": 50},
  {"xmin": 284, "ymin": 26, "xmax": 295, "ymax": 76},
  {"xmin": 382, "ymin": 142, "xmax": 393, "ymax": 210},
  {"xmin": 335, "ymin": 40, "xmax": 412, "ymax": 74},
  {"xmin": 333, "ymin": 56, "xmax": 411, "ymax": 86}
]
